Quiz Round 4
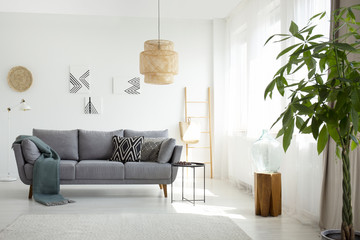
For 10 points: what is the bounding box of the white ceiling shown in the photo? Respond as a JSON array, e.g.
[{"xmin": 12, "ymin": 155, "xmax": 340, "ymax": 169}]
[{"xmin": 0, "ymin": 0, "xmax": 242, "ymax": 19}]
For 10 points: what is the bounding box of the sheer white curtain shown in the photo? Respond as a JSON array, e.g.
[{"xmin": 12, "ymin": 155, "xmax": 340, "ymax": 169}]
[{"xmin": 216, "ymin": 0, "xmax": 331, "ymax": 222}]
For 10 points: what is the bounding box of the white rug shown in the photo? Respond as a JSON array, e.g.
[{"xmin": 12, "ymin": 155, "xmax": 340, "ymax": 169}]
[{"xmin": 0, "ymin": 214, "xmax": 251, "ymax": 240}]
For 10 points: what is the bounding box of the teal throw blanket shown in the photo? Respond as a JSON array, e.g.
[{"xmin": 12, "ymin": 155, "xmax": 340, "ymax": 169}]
[{"xmin": 14, "ymin": 135, "xmax": 74, "ymax": 206}]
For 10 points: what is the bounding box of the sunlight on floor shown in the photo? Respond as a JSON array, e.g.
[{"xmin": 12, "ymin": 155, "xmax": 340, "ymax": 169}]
[
  {"xmin": 171, "ymin": 184, "xmax": 247, "ymax": 220},
  {"xmin": 172, "ymin": 202, "xmax": 247, "ymax": 220},
  {"xmin": 172, "ymin": 187, "xmax": 218, "ymax": 197}
]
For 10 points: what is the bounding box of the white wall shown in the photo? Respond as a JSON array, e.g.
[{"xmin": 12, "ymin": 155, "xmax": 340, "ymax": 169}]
[{"xmin": 0, "ymin": 12, "xmax": 214, "ymax": 178}]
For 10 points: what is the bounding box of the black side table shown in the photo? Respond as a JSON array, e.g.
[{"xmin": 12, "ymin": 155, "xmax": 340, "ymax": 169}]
[{"xmin": 171, "ymin": 162, "xmax": 205, "ymax": 205}]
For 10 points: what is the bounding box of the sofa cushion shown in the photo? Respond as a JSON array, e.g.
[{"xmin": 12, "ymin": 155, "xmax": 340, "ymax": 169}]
[
  {"xmin": 75, "ymin": 160, "xmax": 124, "ymax": 180},
  {"xmin": 140, "ymin": 138, "xmax": 165, "ymax": 162},
  {"xmin": 124, "ymin": 129, "xmax": 168, "ymax": 138},
  {"xmin": 33, "ymin": 129, "xmax": 79, "ymax": 160},
  {"xmin": 110, "ymin": 136, "xmax": 144, "ymax": 162},
  {"xmin": 157, "ymin": 138, "xmax": 176, "ymax": 163},
  {"xmin": 125, "ymin": 162, "xmax": 171, "ymax": 180},
  {"xmin": 79, "ymin": 129, "xmax": 124, "ymax": 160},
  {"xmin": 21, "ymin": 139, "xmax": 41, "ymax": 164},
  {"xmin": 24, "ymin": 160, "xmax": 77, "ymax": 180}
]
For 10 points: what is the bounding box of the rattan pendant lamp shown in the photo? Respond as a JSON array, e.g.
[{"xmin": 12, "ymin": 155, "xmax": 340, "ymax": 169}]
[{"xmin": 140, "ymin": 0, "xmax": 178, "ymax": 85}]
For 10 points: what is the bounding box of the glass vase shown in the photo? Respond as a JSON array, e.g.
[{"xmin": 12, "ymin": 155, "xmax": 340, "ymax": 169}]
[{"xmin": 251, "ymin": 130, "xmax": 283, "ymax": 173}]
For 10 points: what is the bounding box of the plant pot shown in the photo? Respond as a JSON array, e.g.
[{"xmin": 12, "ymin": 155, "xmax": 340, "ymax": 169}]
[{"xmin": 321, "ymin": 230, "xmax": 360, "ymax": 240}]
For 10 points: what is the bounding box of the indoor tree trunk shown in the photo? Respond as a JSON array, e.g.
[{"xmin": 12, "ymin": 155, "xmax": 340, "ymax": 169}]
[{"xmin": 341, "ymin": 146, "xmax": 354, "ymax": 240}]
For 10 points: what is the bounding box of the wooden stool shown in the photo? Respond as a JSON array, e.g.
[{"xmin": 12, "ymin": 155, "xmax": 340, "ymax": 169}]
[{"xmin": 254, "ymin": 172, "xmax": 281, "ymax": 217}]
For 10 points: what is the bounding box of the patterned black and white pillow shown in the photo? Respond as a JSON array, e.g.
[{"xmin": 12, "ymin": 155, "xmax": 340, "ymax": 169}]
[
  {"xmin": 140, "ymin": 138, "xmax": 165, "ymax": 162},
  {"xmin": 110, "ymin": 136, "xmax": 144, "ymax": 162}
]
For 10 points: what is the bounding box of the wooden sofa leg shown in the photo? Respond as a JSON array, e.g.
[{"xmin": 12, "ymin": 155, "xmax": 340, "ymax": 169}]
[
  {"xmin": 162, "ymin": 184, "xmax": 167, "ymax": 198},
  {"xmin": 159, "ymin": 184, "xmax": 163, "ymax": 189},
  {"xmin": 28, "ymin": 185, "xmax": 33, "ymax": 199}
]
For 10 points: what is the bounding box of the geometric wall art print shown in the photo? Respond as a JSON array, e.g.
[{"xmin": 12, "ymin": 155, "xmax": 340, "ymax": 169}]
[
  {"xmin": 69, "ymin": 66, "xmax": 91, "ymax": 94},
  {"xmin": 84, "ymin": 97, "xmax": 102, "ymax": 114},
  {"xmin": 113, "ymin": 76, "xmax": 141, "ymax": 95}
]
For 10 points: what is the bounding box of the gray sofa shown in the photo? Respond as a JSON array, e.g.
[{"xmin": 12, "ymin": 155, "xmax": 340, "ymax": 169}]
[{"xmin": 13, "ymin": 129, "xmax": 182, "ymax": 199}]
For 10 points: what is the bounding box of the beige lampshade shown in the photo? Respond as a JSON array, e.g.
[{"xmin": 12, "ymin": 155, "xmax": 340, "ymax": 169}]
[
  {"xmin": 140, "ymin": 40, "xmax": 178, "ymax": 85},
  {"xmin": 179, "ymin": 120, "xmax": 200, "ymax": 144}
]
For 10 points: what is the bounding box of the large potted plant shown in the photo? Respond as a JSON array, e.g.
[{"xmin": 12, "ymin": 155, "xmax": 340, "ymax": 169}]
[{"xmin": 264, "ymin": 4, "xmax": 360, "ymax": 240}]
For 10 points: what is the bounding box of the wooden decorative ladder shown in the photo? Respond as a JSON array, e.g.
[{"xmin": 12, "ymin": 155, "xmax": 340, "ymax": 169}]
[{"xmin": 184, "ymin": 87, "xmax": 213, "ymax": 178}]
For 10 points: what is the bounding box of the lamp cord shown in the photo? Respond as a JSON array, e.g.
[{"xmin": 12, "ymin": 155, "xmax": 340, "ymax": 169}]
[
  {"xmin": 158, "ymin": 0, "xmax": 160, "ymax": 50},
  {"xmin": 7, "ymin": 109, "xmax": 11, "ymax": 177}
]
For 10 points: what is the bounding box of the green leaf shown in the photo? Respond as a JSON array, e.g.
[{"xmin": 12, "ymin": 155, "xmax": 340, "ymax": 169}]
[
  {"xmin": 319, "ymin": 57, "xmax": 327, "ymax": 72},
  {"xmin": 302, "ymin": 126, "xmax": 312, "ymax": 134},
  {"xmin": 311, "ymin": 117, "xmax": 320, "ymax": 139},
  {"xmin": 276, "ymin": 128, "xmax": 284, "ymax": 138},
  {"xmin": 264, "ymin": 35, "xmax": 276, "ymax": 46},
  {"xmin": 291, "ymin": 44, "xmax": 317, "ymax": 55},
  {"xmin": 319, "ymin": 89, "xmax": 329, "ymax": 101},
  {"xmin": 289, "ymin": 21, "xmax": 299, "ymax": 35},
  {"xmin": 296, "ymin": 116, "xmax": 305, "ymax": 129},
  {"xmin": 327, "ymin": 109, "xmax": 339, "ymax": 126},
  {"xmin": 271, "ymin": 111, "xmax": 285, "ymax": 129},
  {"xmin": 276, "ymin": 76, "xmax": 285, "ymax": 96},
  {"xmin": 351, "ymin": 89, "xmax": 360, "ymax": 111},
  {"xmin": 299, "ymin": 118, "xmax": 310, "ymax": 131},
  {"xmin": 274, "ymin": 36, "xmax": 291, "ymax": 43},
  {"xmin": 351, "ymin": 140, "xmax": 358, "ymax": 151},
  {"xmin": 333, "ymin": 42, "xmax": 357, "ymax": 52},
  {"xmin": 350, "ymin": 134, "xmax": 359, "ymax": 145},
  {"xmin": 339, "ymin": 117, "xmax": 349, "ymax": 137},
  {"xmin": 293, "ymin": 103, "xmax": 313, "ymax": 115},
  {"xmin": 301, "ymin": 25, "xmax": 316, "ymax": 34},
  {"xmin": 315, "ymin": 74, "xmax": 324, "ymax": 84},
  {"xmin": 351, "ymin": 107, "xmax": 359, "ymax": 133},
  {"xmin": 309, "ymin": 12, "xmax": 326, "ymax": 21},
  {"xmin": 308, "ymin": 68, "xmax": 316, "ymax": 79},
  {"xmin": 320, "ymin": 12, "xmax": 326, "ymax": 19},
  {"xmin": 336, "ymin": 145, "xmax": 341, "ymax": 159},
  {"xmin": 307, "ymin": 34, "xmax": 324, "ymax": 41},
  {"xmin": 273, "ymin": 65, "xmax": 286, "ymax": 78},
  {"xmin": 291, "ymin": 62, "xmax": 306, "ymax": 74},
  {"xmin": 264, "ymin": 34, "xmax": 290, "ymax": 45},
  {"xmin": 335, "ymin": 91, "xmax": 348, "ymax": 112},
  {"xmin": 282, "ymin": 107, "xmax": 293, "ymax": 127},
  {"xmin": 283, "ymin": 120, "xmax": 294, "ymax": 152},
  {"xmin": 276, "ymin": 43, "xmax": 302, "ymax": 59},
  {"xmin": 328, "ymin": 125, "xmax": 340, "ymax": 144},
  {"xmin": 351, "ymin": 5, "xmax": 360, "ymax": 11},
  {"xmin": 347, "ymin": 7, "xmax": 356, "ymax": 21},
  {"xmin": 317, "ymin": 125, "xmax": 328, "ymax": 154},
  {"xmin": 294, "ymin": 33, "xmax": 305, "ymax": 41},
  {"xmin": 264, "ymin": 79, "xmax": 276, "ymax": 99}
]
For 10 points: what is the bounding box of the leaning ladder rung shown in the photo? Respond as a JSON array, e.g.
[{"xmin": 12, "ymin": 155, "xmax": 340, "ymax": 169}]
[
  {"xmin": 186, "ymin": 101, "xmax": 208, "ymax": 103},
  {"xmin": 188, "ymin": 146, "xmax": 210, "ymax": 149},
  {"xmin": 188, "ymin": 116, "xmax": 208, "ymax": 118}
]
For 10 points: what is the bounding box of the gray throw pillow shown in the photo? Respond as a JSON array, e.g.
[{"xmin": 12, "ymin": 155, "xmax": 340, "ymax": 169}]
[
  {"xmin": 157, "ymin": 138, "xmax": 176, "ymax": 163},
  {"xmin": 140, "ymin": 138, "xmax": 165, "ymax": 162},
  {"xmin": 21, "ymin": 139, "xmax": 41, "ymax": 164}
]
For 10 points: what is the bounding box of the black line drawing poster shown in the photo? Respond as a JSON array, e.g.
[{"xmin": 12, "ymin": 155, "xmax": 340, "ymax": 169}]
[
  {"xmin": 113, "ymin": 76, "xmax": 141, "ymax": 95},
  {"xmin": 84, "ymin": 97, "xmax": 102, "ymax": 114},
  {"xmin": 70, "ymin": 66, "xmax": 91, "ymax": 94}
]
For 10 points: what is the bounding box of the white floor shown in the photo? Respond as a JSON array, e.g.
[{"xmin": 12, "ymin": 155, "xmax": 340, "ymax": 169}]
[{"xmin": 0, "ymin": 177, "xmax": 321, "ymax": 240}]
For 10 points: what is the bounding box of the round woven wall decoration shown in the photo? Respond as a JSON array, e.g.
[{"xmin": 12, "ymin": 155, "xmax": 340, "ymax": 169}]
[{"xmin": 7, "ymin": 66, "xmax": 33, "ymax": 92}]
